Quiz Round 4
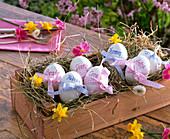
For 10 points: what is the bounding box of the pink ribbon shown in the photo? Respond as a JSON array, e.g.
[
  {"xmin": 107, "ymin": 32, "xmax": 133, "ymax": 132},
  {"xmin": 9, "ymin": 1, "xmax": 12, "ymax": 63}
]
[
  {"xmin": 78, "ymin": 65, "xmax": 93, "ymax": 78},
  {"xmin": 84, "ymin": 67, "xmax": 113, "ymax": 94},
  {"xmin": 110, "ymin": 59, "xmax": 164, "ymax": 89},
  {"xmin": 36, "ymin": 72, "xmax": 62, "ymax": 92}
]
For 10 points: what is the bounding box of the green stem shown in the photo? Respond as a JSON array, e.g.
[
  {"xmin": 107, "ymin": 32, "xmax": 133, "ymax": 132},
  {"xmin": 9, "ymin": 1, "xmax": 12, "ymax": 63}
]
[
  {"xmin": 0, "ymin": 18, "xmax": 25, "ymax": 28},
  {"xmin": 141, "ymin": 129, "xmax": 161, "ymax": 139}
]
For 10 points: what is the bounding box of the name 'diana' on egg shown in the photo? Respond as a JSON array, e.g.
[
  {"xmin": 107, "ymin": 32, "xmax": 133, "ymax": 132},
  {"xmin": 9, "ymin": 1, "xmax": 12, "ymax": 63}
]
[{"xmin": 75, "ymin": 63, "xmax": 88, "ymax": 72}]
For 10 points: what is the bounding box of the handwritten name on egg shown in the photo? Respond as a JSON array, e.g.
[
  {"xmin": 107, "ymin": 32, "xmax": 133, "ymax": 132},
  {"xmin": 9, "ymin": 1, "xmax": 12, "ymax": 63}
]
[
  {"xmin": 134, "ymin": 59, "xmax": 146, "ymax": 69},
  {"xmin": 44, "ymin": 69, "xmax": 60, "ymax": 76},
  {"xmin": 75, "ymin": 63, "xmax": 88, "ymax": 72},
  {"xmin": 66, "ymin": 75, "xmax": 81, "ymax": 83},
  {"xmin": 89, "ymin": 71, "xmax": 99, "ymax": 79},
  {"xmin": 109, "ymin": 48, "xmax": 122, "ymax": 57}
]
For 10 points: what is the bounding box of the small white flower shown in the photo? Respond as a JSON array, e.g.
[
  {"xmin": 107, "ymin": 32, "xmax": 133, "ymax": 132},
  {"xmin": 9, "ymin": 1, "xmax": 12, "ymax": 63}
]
[
  {"xmin": 133, "ymin": 85, "xmax": 146, "ymax": 96},
  {"xmin": 32, "ymin": 29, "xmax": 40, "ymax": 39}
]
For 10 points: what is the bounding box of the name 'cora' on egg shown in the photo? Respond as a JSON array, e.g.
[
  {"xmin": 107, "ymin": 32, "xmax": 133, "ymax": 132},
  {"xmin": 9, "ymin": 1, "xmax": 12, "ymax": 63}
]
[
  {"xmin": 84, "ymin": 66, "xmax": 113, "ymax": 95},
  {"xmin": 59, "ymin": 71, "xmax": 83, "ymax": 103},
  {"xmin": 43, "ymin": 63, "xmax": 65, "ymax": 91},
  {"xmin": 70, "ymin": 56, "xmax": 93, "ymax": 78}
]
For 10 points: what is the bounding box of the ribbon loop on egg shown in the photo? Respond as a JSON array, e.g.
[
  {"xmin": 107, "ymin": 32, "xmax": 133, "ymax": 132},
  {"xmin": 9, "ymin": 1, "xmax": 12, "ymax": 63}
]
[
  {"xmin": 36, "ymin": 72, "xmax": 62, "ymax": 92},
  {"xmin": 110, "ymin": 59, "xmax": 164, "ymax": 89},
  {"xmin": 48, "ymin": 82, "xmax": 89, "ymax": 98},
  {"xmin": 101, "ymin": 50, "xmax": 125, "ymax": 80}
]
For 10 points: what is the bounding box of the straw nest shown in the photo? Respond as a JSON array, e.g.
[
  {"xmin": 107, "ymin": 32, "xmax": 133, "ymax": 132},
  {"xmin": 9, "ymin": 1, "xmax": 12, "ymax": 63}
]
[{"xmin": 13, "ymin": 23, "xmax": 170, "ymax": 116}]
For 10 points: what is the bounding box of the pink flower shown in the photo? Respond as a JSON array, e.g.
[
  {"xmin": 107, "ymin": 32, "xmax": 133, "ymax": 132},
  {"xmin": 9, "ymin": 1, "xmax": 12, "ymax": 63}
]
[
  {"xmin": 162, "ymin": 128, "xmax": 170, "ymax": 139},
  {"xmin": 137, "ymin": 7, "xmax": 142, "ymax": 12},
  {"xmin": 55, "ymin": 17, "xmax": 66, "ymax": 30},
  {"xmin": 19, "ymin": 0, "xmax": 29, "ymax": 8},
  {"xmin": 162, "ymin": 64, "xmax": 170, "ymax": 79},
  {"xmin": 127, "ymin": 10, "xmax": 135, "ymax": 17},
  {"xmin": 72, "ymin": 42, "xmax": 90, "ymax": 57},
  {"xmin": 15, "ymin": 26, "xmax": 27, "ymax": 41}
]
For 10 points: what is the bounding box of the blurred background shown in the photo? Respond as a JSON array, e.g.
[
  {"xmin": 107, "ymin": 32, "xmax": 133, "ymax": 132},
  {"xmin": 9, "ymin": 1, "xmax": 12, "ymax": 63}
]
[{"xmin": 4, "ymin": 0, "xmax": 170, "ymax": 47}]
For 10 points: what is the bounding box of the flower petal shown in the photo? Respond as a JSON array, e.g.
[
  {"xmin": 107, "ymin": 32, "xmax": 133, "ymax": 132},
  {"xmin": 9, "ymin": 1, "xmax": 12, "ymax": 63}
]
[
  {"xmin": 165, "ymin": 64, "xmax": 170, "ymax": 69},
  {"xmin": 163, "ymin": 74, "xmax": 170, "ymax": 80},
  {"xmin": 163, "ymin": 69, "xmax": 170, "ymax": 74}
]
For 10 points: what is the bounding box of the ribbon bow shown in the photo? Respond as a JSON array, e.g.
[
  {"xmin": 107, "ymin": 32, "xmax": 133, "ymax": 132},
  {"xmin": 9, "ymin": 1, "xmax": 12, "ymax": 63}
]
[
  {"xmin": 149, "ymin": 45, "xmax": 170, "ymax": 65},
  {"xmin": 36, "ymin": 72, "xmax": 62, "ymax": 92},
  {"xmin": 111, "ymin": 59, "xmax": 164, "ymax": 89},
  {"xmin": 101, "ymin": 50, "xmax": 125, "ymax": 80},
  {"xmin": 84, "ymin": 67, "xmax": 113, "ymax": 94},
  {"xmin": 48, "ymin": 82, "xmax": 89, "ymax": 98},
  {"xmin": 77, "ymin": 65, "xmax": 93, "ymax": 78}
]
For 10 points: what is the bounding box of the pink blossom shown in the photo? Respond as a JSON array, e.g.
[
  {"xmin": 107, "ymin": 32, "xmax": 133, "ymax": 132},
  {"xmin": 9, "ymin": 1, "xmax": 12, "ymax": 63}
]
[
  {"xmin": 162, "ymin": 128, "xmax": 170, "ymax": 139},
  {"xmin": 162, "ymin": 64, "xmax": 170, "ymax": 79},
  {"xmin": 118, "ymin": 9, "xmax": 123, "ymax": 16},
  {"xmin": 129, "ymin": 0, "xmax": 137, "ymax": 3},
  {"xmin": 143, "ymin": 0, "xmax": 149, "ymax": 3},
  {"xmin": 55, "ymin": 17, "xmax": 65, "ymax": 30},
  {"xmin": 137, "ymin": 7, "xmax": 142, "ymax": 12},
  {"xmin": 19, "ymin": 0, "xmax": 29, "ymax": 8},
  {"xmin": 127, "ymin": 10, "xmax": 135, "ymax": 17},
  {"xmin": 15, "ymin": 26, "xmax": 27, "ymax": 41},
  {"xmin": 72, "ymin": 42, "xmax": 90, "ymax": 57}
]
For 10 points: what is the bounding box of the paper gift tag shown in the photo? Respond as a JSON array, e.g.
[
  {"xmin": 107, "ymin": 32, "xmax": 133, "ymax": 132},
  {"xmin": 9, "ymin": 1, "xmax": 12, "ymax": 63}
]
[
  {"xmin": 70, "ymin": 56, "xmax": 92, "ymax": 78},
  {"xmin": 59, "ymin": 71, "xmax": 83, "ymax": 103}
]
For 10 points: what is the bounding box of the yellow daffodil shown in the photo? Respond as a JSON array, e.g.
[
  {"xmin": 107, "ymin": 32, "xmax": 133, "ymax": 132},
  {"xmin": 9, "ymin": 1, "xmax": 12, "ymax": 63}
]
[
  {"xmin": 40, "ymin": 21, "xmax": 53, "ymax": 32},
  {"xmin": 108, "ymin": 34, "xmax": 122, "ymax": 44},
  {"xmin": 24, "ymin": 21, "xmax": 38, "ymax": 34},
  {"xmin": 127, "ymin": 119, "xmax": 142, "ymax": 132},
  {"xmin": 129, "ymin": 128, "xmax": 144, "ymax": 139},
  {"xmin": 52, "ymin": 103, "xmax": 68, "ymax": 122},
  {"xmin": 30, "ymin": 74, "xmax": 43, "ymax": 89}
]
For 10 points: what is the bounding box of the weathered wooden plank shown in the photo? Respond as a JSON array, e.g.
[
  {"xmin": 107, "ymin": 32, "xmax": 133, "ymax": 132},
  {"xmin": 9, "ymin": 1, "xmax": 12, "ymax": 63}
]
[
  {"xmin": 80, "ymin": 116, "xmax": 169, "ymax": 139},
  {"xmin": 0, "ymin": 61, "xmax": 34, "ymax": 139},
  {"xmin": 145, "ymin": 106, "xmax": 170, "ymax": 124}
]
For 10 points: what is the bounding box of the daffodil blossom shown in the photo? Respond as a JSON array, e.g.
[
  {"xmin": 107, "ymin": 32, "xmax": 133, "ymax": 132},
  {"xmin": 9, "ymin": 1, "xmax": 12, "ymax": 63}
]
[
  {"xmin": 52, "ymin": 103, "xmax": 68, "ymax": 122},
  {"xmin": 30, "ymin": 74, "xmax": 43, "ymax": 89},
  {"xmin": 133, "ymin": 85, "xmax": 146, "ymax": 96},
  {"xmin": 40, "ymin": 21, "xmax": 53, "ymax": 32},
  {"xmin": 129, "ymin": 128, "xmax": 145, "ymax": 139},
  {"xmin": 24, "ymin": 21, "xmax": 38, "ymax": 34},
  {"xmin": 127, "ymin": 119, "xmax": 142, "ymax": 132},
  {"xmin": 108, "ymin": 34, "xmax": 122, "ymax": 44}
]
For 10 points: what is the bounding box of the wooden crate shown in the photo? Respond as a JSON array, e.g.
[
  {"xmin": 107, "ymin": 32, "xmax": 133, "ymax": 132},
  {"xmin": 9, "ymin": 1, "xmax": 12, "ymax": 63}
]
[{"xmin": 11, "ymin": 69, "xmax": 170, "ymax": 139}]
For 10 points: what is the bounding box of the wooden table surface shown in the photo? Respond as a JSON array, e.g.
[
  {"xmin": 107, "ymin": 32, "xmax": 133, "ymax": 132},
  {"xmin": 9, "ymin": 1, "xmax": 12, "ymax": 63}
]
[{"xmin": 0, "ymin": 2, "xmax": 169, "ymax": 139}]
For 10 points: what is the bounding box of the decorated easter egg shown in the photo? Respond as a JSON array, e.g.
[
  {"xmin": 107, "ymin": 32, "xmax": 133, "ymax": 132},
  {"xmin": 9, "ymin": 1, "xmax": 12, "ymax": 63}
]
[
  {"xmin": 59, "ymin": 71, "xmax": 83, "ymax": 103},
  {"xmin": 107, "ymin": 43, "xmax": 128, "ymax": 68},
  {"xmin": 70, "ymin": 56, "xmax": 92, "ymax": 78},
  {"xmin": 125, "ymin": 55, "xmax": 150, "ymax": 85},
  {"xmin": 43, "ymin": 63, "xmax": 65, "ymax": 91},
  {"xmin": 84, "ymin": 66, "xmax": 109, "ymax": 95},
  {"xmin": 138, "ymin": 49, "xmax": 162, "ymax": 74}
]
